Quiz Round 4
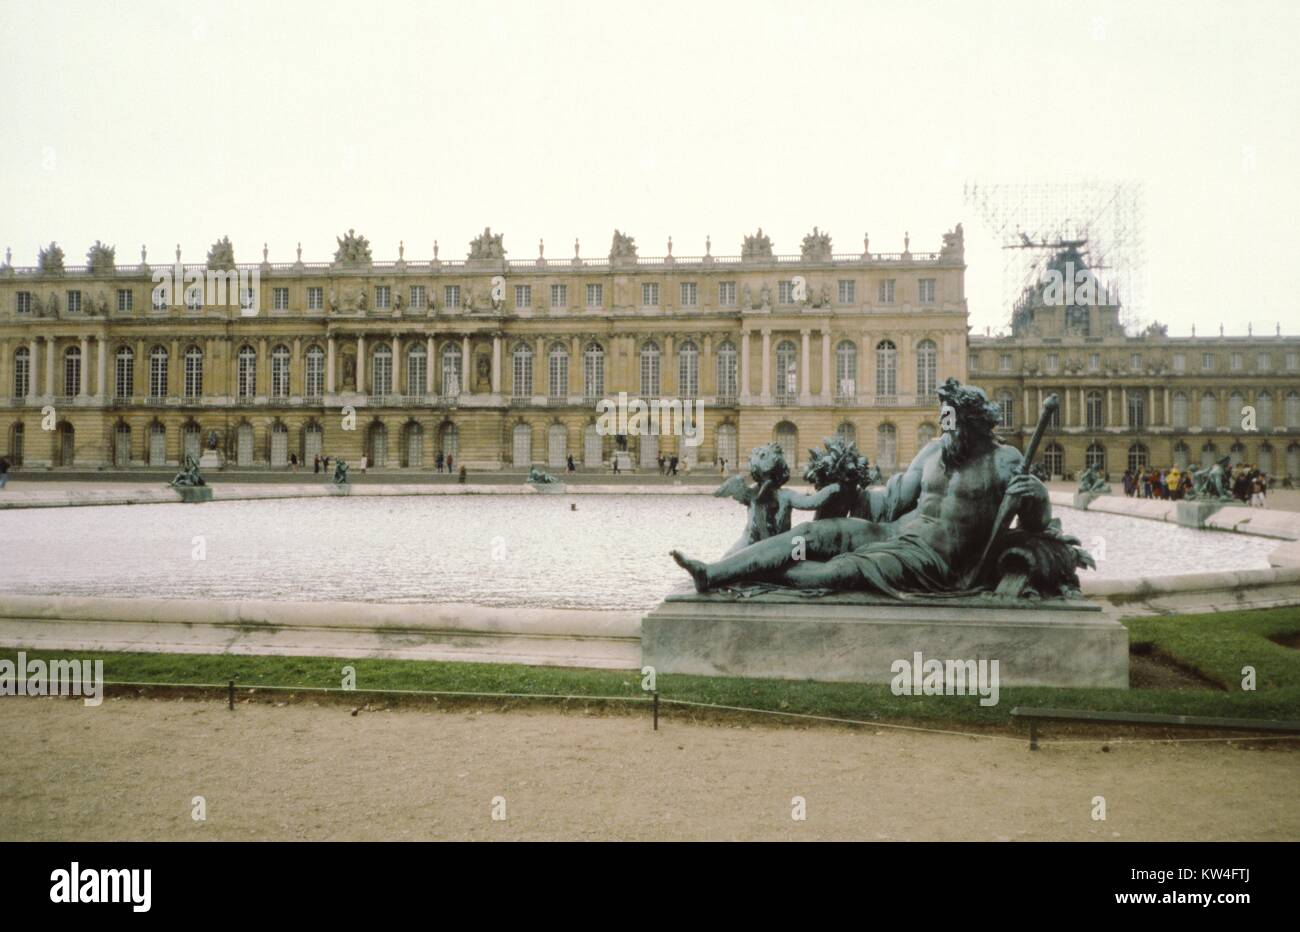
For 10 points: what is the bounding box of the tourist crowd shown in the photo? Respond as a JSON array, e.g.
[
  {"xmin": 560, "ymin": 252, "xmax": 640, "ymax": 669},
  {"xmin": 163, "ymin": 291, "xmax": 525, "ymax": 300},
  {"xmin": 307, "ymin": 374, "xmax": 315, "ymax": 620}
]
[{"xmin": 1121, "ymin": 464, "xmax": 1271, "ymax": 507}]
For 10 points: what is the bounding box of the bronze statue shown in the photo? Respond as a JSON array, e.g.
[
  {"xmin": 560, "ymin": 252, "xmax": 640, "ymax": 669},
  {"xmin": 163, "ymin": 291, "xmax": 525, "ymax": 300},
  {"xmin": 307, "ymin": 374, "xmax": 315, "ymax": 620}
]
[
  {"xmin": 714, "ymin": 442, "xmax": 841, "ymax": 555},
  {"xmin": 169, "ymin": 453, "xmax": 206, "ymax": 488},
  {"xmin": 332, "ymin": 459, "xmax": 349, "ymax": 485},
  {"xmin": 1077, "ymin": 464, "xmax": 1110, "ymax": 494},
  {"xmin": 1188, "ymin": 456, "xmax": 1232, "ymax": 501},
  {"xmin": 672, "ymin": 380, "xmax": 1091, "ymax": 600},
  {"xmin": 527, "ymin": 466, "xmax": 559, "ymax": 484}
]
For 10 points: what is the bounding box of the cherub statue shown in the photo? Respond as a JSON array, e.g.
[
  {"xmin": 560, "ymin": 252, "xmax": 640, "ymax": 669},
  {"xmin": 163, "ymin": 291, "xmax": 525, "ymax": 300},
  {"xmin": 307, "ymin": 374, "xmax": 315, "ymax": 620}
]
[{"xmin": 714, "ymin": 442, "xmax": 839, "ymax": 555}]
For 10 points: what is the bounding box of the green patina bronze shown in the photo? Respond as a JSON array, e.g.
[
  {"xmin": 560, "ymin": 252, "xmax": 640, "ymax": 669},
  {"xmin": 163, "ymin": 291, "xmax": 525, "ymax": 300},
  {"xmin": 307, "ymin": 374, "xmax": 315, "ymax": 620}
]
[
  {"xmin": 332, "ymin": 459, "xmax": 350, "ymax": 485},
  {"xmin": 527, "ymin": 466, "xmax": 559, "ymax": 484},
  {"xmin": 169, "ymin": 454, "xmax": 206, "ymax": 488},
  {"xmin": 673, "ymin": 378, "xmax": 1093, "ymax": 601},
  {"xmin": 1076, "ymin": 464, "xmax": 1110, "ymax": 494}
]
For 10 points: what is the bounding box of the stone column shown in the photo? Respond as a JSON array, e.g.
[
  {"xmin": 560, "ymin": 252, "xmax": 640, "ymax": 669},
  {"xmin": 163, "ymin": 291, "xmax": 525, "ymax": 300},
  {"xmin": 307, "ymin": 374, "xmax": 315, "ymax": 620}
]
[
  {"xmin": 45, "ymin": 339, "xmax": 55, "ymax": 396},
  {"xmin": 1065, "ymin": 386, "xmax": 1072, "ymax": 426},
  {"xmin": 760, "ymin": 329, "xmax": 771, "ymax": 400},
  {"xmin": 664, "ymin": 334, "xmax": 675, "ymax": 395},
  {"xmin": 1023, "ymin": 388, "xmax": 1030, "ymax": 428},
  {"xmin": 740, "ymin": 331, "xmax": 751, "ymax": 401},
  {"xmin": 1079, "ymin": 388, "xmax": 1086, "ymax": 427},
  {"xmin": 570, "ymin": 334, "xmax": 581, "ymax": 397},
  {"xmin": 1121, "ymin": 387, "xmax": 1129, "ymax": 427},
  {"xmin": 326, "ymin": 335, "xmax": 336, "ymax": 393},
  {"xmin": 799, "ymin": 329, "xmax": 811, "ymax": 401},
  {"xmin": 425, "ymin": 335, "xmax": 435, "ymax": 396},
  {"xmin": 97, "ymin": 337, "xmax": 106, "ymax": 397},
  {"xmin": 356, "ymin": 334, "xmax": 366, "ymax": 394},
  {"xmin": 1105, "ymin": 386, "xmax": 1113, "ymax": 427},
  {"xmin": 257, "ymin": 337, "xmax": 268, "ymax": 399},
  {"xmin": 391, "ymin": 334, "xmax": 401, "ymax": 397},
  {"xmin": 820, "ymin": 330, "xmax": 831, "ymax": 401},
  {"xmin": 492, "ymin": 334, "xmax": 502, "ymax": 394},
  {"xmin": 462, "ymin": 336, "xmax": 472, "ymax": 396},
  {"xmin": 170, "ymin": 339, "xmax": 179, "ymax": 397},
  {"xmin": 78, "ymin": 336, "xmax": 89, "ymax": 396},
  {"xmin": 702, "ymin": 334, "xmax": 714, "ymax": 396},
  {"xmin": 292, "ymin": 337, "xmax": 303, "ymax": 396},
  {"xmin": 28, "ymin": 338, "xmax": 38, "ymax": 401}
]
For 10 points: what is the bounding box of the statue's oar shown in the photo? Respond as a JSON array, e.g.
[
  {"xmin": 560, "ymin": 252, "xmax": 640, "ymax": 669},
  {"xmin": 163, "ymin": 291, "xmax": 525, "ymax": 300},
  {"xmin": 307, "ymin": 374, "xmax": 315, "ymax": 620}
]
[{"xmin": 960, "ymin": 393, "xmax": 1060, "ymax": 589}]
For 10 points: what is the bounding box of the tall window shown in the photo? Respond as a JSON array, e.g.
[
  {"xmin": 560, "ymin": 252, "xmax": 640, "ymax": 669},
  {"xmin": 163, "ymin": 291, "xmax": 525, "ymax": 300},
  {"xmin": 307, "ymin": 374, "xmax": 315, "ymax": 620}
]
[
  {"xmin": 16, "ymin": 292, "xmax": 32, "ymax": 314},
  {"xmin": 997, "ymin": 391, "xmax": 1015, "ymax": 429},
  {"xmin": 1173, "ymin": 442, "xmax": 1190, "ymax": 470},
  {"xmin": 639, "ymin": 341, "xmax": 661, "ymax": 396},
  {"xmin": 918, "ymin": 278, "xmax": 936, "ymax": 303},
  {"xmin": 371, "ymin": 345, "xmax": 392, "ymax": 396},
  {"xmin": 716, "ymin": 340, "xmax": 737, "ymax": 401},
  {"xmin": 272, "ymin": 287, "xmax": 289, "ymax": 311},
  {"xmin": 718, "ymin": 282, "xmax": 736, "ymax": 307},
  {"xmin": 680, "ymin": 282, "xmax": 698, "ymax": 307},
  {"xmin": 1086, "ymin": 390, "xmax": 1104, "ymax": 429},
  {"xmin": 184, "ymin": 345, "xmax": 203, "ymax": 399},
  {"xmin": 678, "ymin": 341, "xmax": 699, "ymax": 397},
  {"xmin": 1126, "ymin": 390, "xmax": 1145, "ymax": 428},
  {"xmin": 837, "ymin": 280, "xmax": 855, "ymax": 304},
  {"xmin": 1257, "ymin": 391, "xmax": 1274, "ymax": 430},
  {"xmin": 308, "ymin": 287, "xmax": 324, "ymax": 311},
  {"xmin": 237, "ymin": 345, "xmax": 256, "ymax": 398},
  {"xmin": 271, "ymin": 344, "xmax": 291, "ymax": 398},
  {"xmin": 512, "ymin": 342, "xmax": 533, "ymax": 399},
  {"xmin": 1085, "ymin": 443, "xmax": 1106, "ymax": 472},
  {"xmin": 583, "ymin": 342, "xmax": 604, "ymax": 400},
  {"xmin": 775, "ymin": 340, "xmax": 798, "ymax": 402},
  {"xmin": 63, "ymin": 347, "xmax": 81, "ymax": 396},
  {"xmin": 13, "ymin": 346, "xmax": 30, "ymax": 397},
  {"xmin": 916, "ymin": 339, "xmax": 937, "ymax": 399},
  {"xmin": 115, "ymin": 346, "xmax": 134, "ymax": 399},
  {"xmin": 586, "ymin": 284, "xmax": 603, "ymax": 308},
  {"xmin": 1172, "ymin": 391, "xmax": 1189, "ymax": 429},
  {"xmin": 409, "ymin": 285, "xmax": 426, "ymax": 310},
  {"xmin": 1199, "ymin": 391, "xmax": 1217, "ymax": 430},
  {"xmin": 836, "ymin": 340, "xmax": 857, "ymax": 400},
  {"xmin": 375, "ymin": 286, "xmax": 391, "ymax": 309},
  {"xmin": 407, "ymin": 344, "xmax": 427, "ymax": 396},
  {"xmin": 1287, "ymin": 392, "xmax": 1300, "ymax": 429},
  {"xmin": 117, "ymin": 289, "xmax": 133, "ymax": 312},
  {"xmin": 877, "ymin": 423, "xmax": 897, "ymax": 470},
  {"xmin": 443, "ymin": 343, "xmax": 462, "ymax": 396},
  {"xmin": 548, "ymin": 343, "xmax": 569, "ymax": 400},
  {"xmin": 878, "ymin": 279, "xmax": 895, "ymax": 303},
  {"xmin": 444, "ymin": 285, "xmax": 461, "ymax": 309},
  {"xmin": 1128, "ymin": 443, "xmax": 1148, "ymax": 473},
  {"xmin": 778, "ymin": 281, "xmax": 796, "ymax": 305},
  {"xmin": 148, "ymin": 346, "xmax": 167, "ymax": 398},
  {"xmin": 875, "ymin": 340, "xmax": 897, "ymax": 397},
  {"xmin": 514, "ymin": 285, "xmax": 532, "ymax": 309},
  {"xmin": 550, "ymin": 284, "xmax": 567, "ymax": 308},
  {"xmin": 1043, "ymin": 442, "xmax": 1064, "ymax": 477},
  {"xmin": 305, "ymin": 345, "xmax": 324, "ymax": 398},
  {"xmin": 1228, "ymin": 391, "xmax": 1245, "ymax": 430},
  {"xmin": 641, "ymin": 283, "xmax": 660, "ymax": 307}
]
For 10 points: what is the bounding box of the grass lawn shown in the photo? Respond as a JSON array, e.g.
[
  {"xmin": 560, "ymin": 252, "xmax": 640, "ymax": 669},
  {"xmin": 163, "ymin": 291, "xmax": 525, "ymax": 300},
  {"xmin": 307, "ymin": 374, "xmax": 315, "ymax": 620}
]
[{"xmin": 3, "ymin": 606, "xmax": 1298, "ymax": 728}]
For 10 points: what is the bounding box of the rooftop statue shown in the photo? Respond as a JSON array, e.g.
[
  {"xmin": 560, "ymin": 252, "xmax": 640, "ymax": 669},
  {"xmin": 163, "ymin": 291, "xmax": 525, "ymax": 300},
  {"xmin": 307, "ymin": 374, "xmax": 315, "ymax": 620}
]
[
  {"xmin": 169, "ymin": 453, "xmax": 206, "ymax": 488},
  {"xmin": 207, "ymin": 236, "xmax": 236, "ymax": 271},
  {"xmin": 672, "ymin": 381, "xmax": 1092, "ymax": 600},
  {"xmin": 332, "ymin": 459, "xmax": 349, "ymax": 485},
  {"xmin": 939, "ymin": 223, "xmax": 965, "ymax": 261},
  {"xmin": 86, "ymin": 241, "xmax": 116, "ymax": 274},
  {"xmin": 527, "ymin": 466, "xmax": 559, "ymax": 484},
  {"xmin": 1077, "ymin": 464, "xmax": 1110, "ymax": 494},
  {"xmin": 334, "ymin": 229, "xmax": 372, "ymax": 266},
  {"xmin": 469, "ymin": 227, "xmax": 506, "ymax": 260},
  {"xmin": 609, "ymin": 230, "xmax": 637, "ymax": 260},
  {"xmin": 741, "ymin": 229, "xmax": 773, "ymax": 260},
  {"xmin": 800, "ymin": 227, "xmax": 833, "ymax": 261},
  {"xmin": 38, "ymin": 242, "xmax": 65, "ymax": 275},
  {"xmin": 714, "ymin": 442, "xmax": 842, "ymax": 555}
]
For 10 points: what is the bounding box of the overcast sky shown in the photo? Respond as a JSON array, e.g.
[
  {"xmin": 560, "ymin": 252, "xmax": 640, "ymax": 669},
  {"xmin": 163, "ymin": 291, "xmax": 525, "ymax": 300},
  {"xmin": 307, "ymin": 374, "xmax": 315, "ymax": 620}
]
[{"xmin": 1, "ymin": 0, "xmax": 1296, "ymax": 337}]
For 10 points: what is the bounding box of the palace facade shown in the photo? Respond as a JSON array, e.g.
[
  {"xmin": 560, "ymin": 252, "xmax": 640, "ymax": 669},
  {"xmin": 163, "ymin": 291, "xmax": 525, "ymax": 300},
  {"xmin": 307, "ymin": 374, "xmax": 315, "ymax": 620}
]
[
  {"xmin": 0, "ymin": 227, "xmax": 970, "ymax": 473},
  {"xmin": 968, "ymin": 247, "xmax": 1300, "ymax": 481}
]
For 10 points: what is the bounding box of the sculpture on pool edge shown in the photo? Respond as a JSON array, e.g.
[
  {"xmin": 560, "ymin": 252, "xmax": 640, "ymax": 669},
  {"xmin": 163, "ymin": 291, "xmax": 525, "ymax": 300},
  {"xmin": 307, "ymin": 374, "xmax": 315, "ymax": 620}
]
[
  {"xmin": 1077, "ymin": 464, "xmax": 1110, "ymax": 494},
  {"xmin": 527, "ymin": 466, "xmax": 559, "ymax": 484},
  {"xmin": 713, "ymin": 441, "xmax": 843, "ymax": 555},
  {"xmin": 672, "ymin": 379, "xmax": 1094, "ymax": 600},
  {"xmin": 1187, "ymin": 456, "xmax": 1232, "ymax": 502},
  {"xmin": 169, "ymin": 453, "xmax": 206, "ymax": 488},
  {"xmin": 332, "ymin": 459, "xmax": 349, "ymax": 485}
]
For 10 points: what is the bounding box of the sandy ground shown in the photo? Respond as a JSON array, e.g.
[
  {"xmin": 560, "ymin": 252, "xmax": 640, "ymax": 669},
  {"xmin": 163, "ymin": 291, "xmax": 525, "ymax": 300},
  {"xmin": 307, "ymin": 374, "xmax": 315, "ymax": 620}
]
[{"xmin": 1, "ymin": 696, "xmax": 1296, "ymax": 841}]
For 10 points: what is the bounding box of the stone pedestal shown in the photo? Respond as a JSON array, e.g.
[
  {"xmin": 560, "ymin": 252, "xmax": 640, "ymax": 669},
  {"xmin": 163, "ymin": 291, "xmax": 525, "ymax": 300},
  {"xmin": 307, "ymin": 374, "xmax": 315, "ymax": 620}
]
[
  {"xmin": 175, "ymin": 486, "xmax": 213, "ymax": 503},
  {"xmin": 1174, "ymin": 500, "xmax": 1225, "ymax": 528},
  {"xmin": 198, "ymin": 450, "xmax": 223, "ymax": 470},
  {"xmin": 641, "ymin": 588, "xmax": 1128, "ymax": 689},
  {"xmin": 1072, "ymin": 491, "xmax": 1101, "ymax": 509}
]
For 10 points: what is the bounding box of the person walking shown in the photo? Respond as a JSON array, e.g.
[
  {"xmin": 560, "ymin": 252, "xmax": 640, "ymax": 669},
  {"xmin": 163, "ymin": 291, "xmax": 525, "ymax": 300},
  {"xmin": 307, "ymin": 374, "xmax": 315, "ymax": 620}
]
[
  {"xmin": 436, "ymin": 451, "xmax": 444, "ymax": 473},
  {"xmin": 446, "ymin": 454, "xmax": 453, "ymax": 473},
  {"xmin": 0, "ymin": 456, "xmax": 9, "ymax": 491},
  {"xmin": 360, "ymin": 454, "xmax": 368, "ymax": 474},
  {"xmin": 566, "ymin": 454, "xmax": 575, "ymax": 473}
]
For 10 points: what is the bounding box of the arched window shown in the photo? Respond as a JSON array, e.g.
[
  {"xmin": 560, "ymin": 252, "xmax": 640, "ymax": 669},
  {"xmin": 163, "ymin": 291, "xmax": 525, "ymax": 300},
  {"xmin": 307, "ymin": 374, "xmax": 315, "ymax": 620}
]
[
  {"xmin": 678, "ymin": 340, "xmax": 699, "ymax": 398},
  {"xmin": 1171, "ymin": 391, "xmax": 1189, "ymax": 429},
  {"xmin": 368, "ymin": 421, "xmax": 388, "ymax": 467},
  {"xmin": 115, "ymin": 346, "xmax": 134, "ymax": 399},
  {"xmin": 715, "ymin": 340, "xmax": 737, "ymax": 401},
  {"xmin": 443, "ymin": 343, "xmax": 462, "ymax": 397},
  {"xmin": 835, "ymin": 340, "xmax": 857, "ymax": 401},
  {"xmin": 1286, "ymin": 443, "xmax": 1299, "ymax": 479},
  {"xmin": 371, "ymin": 344, "xmax": 392, "ymax": 396},
  {"xmin": 916, "ymin": 339, "xmax": 937, "ymax": 399},
  {"xmin": 512, "ymin": 423, "xmax": 532, "ymax": 466},
  {"xmin": 877, "ymin": 423, "xmax": 897, "ymax": 471},
  {"xmin": 13, "ymin": 346, "xmax": 30, "ymax": 398},
  {"xmin": 64, "ymin": 346, "xmax": 82, "ymax": 397},
  {"xmin": 404, "ymin": 421, "xmax": 423, "ymax": 467},
  {"xmin": 237, "ymin": 345, "xmax": 256, "ymax": 398},
  {"xmin": 9, "ymin": 422, "xmax": 23, "ymax": 465},
  {"xmin": 716, "ymin": 423, "xmax": 738, "ymax": 470},
  {"xmin": 114, "ymin": 422, "xmax": 131, "ymax": 466},
  {"xmin": 1085, "ymin": 442, "xmax": 1106, "ymax": 473},
  {"xmin": 774, "ymin": 421, "xmax": 799, "ymax": 468},
  {"xmin": 583, "ymin": 342, "xmax": 604, "ymax": 400},
  {"xmin": 1128, "ymin": 443, "xmax": 1148, "ymax": 473},
  {"xmin": 148, "ymin": 345, "xmax": 168, "ymax": 399},
  {"xmin": 271, "ymin": 344, "xmax": 291, "ymax": 398},
  {"xmin": 1126, "ymin": 390, "xmax": 1145, "ymax": 428},
  {"xmin": 270, "ymin": 421, "xmax": 289, "ymax": 467},
  {"xmin": 184, "ymin": 345, "xmax": 203, "ymax": 399},
  {"xmin": 548, "ymin": 342, "xmax": 569, "ymax": 401},
  {"xmin": 303, "ymin": 422, "xmax": 323, "ymax": 464},
  {"xmin": 997, "ymin": 390, "xmax": 1015, "ymax": 429},
  {"xmin": 1085, "ymin": 390, "xmax": 1104, "ymax": 429},
  {"xmin": 512, "ymin": 343, "xmax": 533, "ymax": 399},
  {"xmin": 183, "ymin": 421, "xmax": 202, "ymax": 462},
  {"xmin": 639, "ymin": 341, "xmax": 660, "ymax": 397},
  {"xmin": 1230, "ymin": 441, "xmax": 1246, "ymax": 466},
  {"xmin": 305, "ymin": 345, "xmax": 324, "ymax": 398},
  {"xmin": 836, "ymin": 421, "xmax": 856, "ymax": 445},
  {"xmin": 439, "ymin": 422, "xmax": 459, "ymax": 459},
  {"xmin": 775, "ymin": 340, "xmax": 797, "ymax": 402},
  {"xmin": 583, "ymin": 422, "xmax": 602, "ymax": 467},
  {"xmin": 1173, "ymin": 441, "xmax": 1190, "ymax": 470},
  {"xmin": 1043, "ymin": 441, "xmax": 1064, "ymax": 477},
  {"xmin": 1228, "ymin": 391, "xmax": 1245, "ymax": 431},
  {"xmin": 547, "ymin": 423, "xmax": 568, "ymax": 467},
  {"xmin": 875, "ymin": 340, "xmax": 897, "ymax": 397},
  {"xmin": 236, "ymin": 422, "xmax": 253, "ymax": 466},
  {"xmin": 1200, "ymin": 442, "xmax": 1218, "ymax": 468},
  {"xmin": 406, "ymin": 343, "xmax": 427, "ymax": 397},
  {"xmin": 1259, "ymin": 443, "xmax": 1274, "ymax": 475},
  {"xmin": 1199, "ymin": 391, "xmax": 1217, "ymax": 430},
  {"xmin": 1256, "ymin": 392, "xmax": 1273, "ymax": 431}
]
